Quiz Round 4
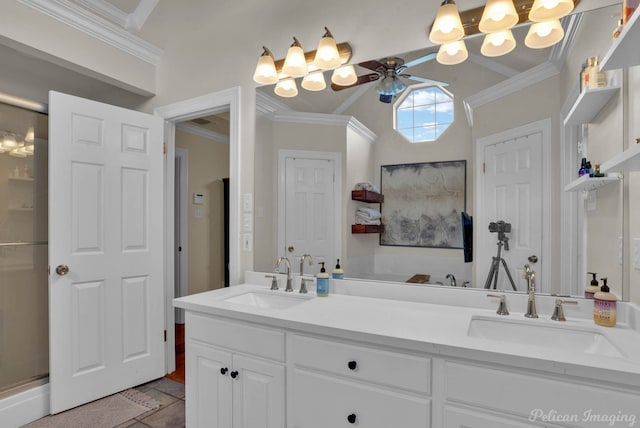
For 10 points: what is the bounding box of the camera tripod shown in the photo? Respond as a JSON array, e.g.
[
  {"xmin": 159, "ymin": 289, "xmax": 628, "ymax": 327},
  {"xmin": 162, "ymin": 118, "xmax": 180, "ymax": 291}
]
[{"xmin": 483, "ymin": 235, "xmax": 517, "ymax": 291}]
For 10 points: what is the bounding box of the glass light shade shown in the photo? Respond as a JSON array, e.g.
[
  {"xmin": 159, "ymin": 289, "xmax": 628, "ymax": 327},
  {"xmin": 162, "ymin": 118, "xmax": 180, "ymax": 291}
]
[
  {"xmin": 525, "ymin": 19, "xmax": 564, "ymax": 48},
  {"xmin": 429, "ymin": 1, "xmax": 464, "ymax": 44},
  {"xmin": 529, "ymin": 0, "xmax": 574, "ymax": 22},
  {"xmin": 376, "ymin": 77, "xmax": 406, "ymax": 96},
  {"xmin": 253, "ymin": 53, "xmax": 278, "ymax": 85},
  {"xmin": 331, "ymin": 65, "xmax": 357, "ymax": 86},
  {"xmin": 313, "ymin": 36, "xmax": 341, "ymax": 69},
  {"xmin": 9, "ymin": 147, "xmax": 27, "ymax": 157},
  {"xmin": 274, "ymin": 79, "xmax": 298, "ymax": 98},
  {"xmin": 3, "ymin": 134, "xmax": 17, "ymax": 148},
  {"xmin": 481, "ymin": 30, "xmax": 516, "ymax": 57},
  {"xmin": 479, "ymin": 0, "xmax": 519, "ymax": 33},
  {"xmin": 301, "ymin": 72, "xmax": 327, "ymax": 91},
  {"xmin": 436, "ymin": 40, "xmax": 468, "ymax": 65},
  {"xmin": 282, "ymin": 39, "xmax": 308, "ymax": 78},
  {"xmin": 24, "ymin": 127, "xmax": 35, "ymax": 143},
  {"xmin": 0, "ymin": 143, "xmax": 8, "ymax": 153}
]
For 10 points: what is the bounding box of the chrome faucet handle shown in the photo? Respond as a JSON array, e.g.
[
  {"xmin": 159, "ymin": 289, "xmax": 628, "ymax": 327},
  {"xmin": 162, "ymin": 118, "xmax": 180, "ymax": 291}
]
[
  {"xmin": 299, "ymin": 278, "xmax": 313, "ymax": 294},
  {"xmin": 487, "ymin": 294, "xmax": 509, "ymax": 316},
  {"xmin": 265, "ymin": 274, "xmax": 278, "ymax": 291},
  {"xmin": 551, "ymin": 299, "xmax": 578, "ymax": 321},
  {"xmin": 446, "ymin": 274, "xmax": 456, "ymax": 287}
]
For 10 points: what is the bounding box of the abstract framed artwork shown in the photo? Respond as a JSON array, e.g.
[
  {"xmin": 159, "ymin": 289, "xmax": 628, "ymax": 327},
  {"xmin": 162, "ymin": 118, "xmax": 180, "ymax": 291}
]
[{"xmin": 380, "ymin": 160, "xmax": 466, "ymax": 248}]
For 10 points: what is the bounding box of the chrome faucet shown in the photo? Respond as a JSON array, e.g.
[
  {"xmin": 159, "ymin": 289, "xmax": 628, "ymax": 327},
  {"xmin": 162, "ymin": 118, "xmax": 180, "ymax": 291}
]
[
  {"xmin": 275, "ymin": 257, "xmax": 293, "ymax": 292},
  {"xmin": 299, "ymin": 254, "xmax": 313, "ymax": 277},
  {"xmin": 523, "ymin": 264, "xmax": 538, "ymax": 318},
  {"xmin": 446, "ymin": 274, "xmax": 456, "ymax": 287}
]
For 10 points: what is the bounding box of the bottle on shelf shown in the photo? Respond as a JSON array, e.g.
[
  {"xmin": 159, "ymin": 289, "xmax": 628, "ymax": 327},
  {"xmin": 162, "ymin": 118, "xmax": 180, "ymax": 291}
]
[{"xmin": 588, "ymin": 56, "xmax": 607, "ymax": 89}]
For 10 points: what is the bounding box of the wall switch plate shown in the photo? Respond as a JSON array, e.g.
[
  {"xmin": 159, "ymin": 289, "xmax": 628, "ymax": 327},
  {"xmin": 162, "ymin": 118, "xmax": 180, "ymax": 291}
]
[
  {"xmin": 243, "ymin": 233, "xmax": 253, "ymax": 251},
  {"xmin": 194, "ymin": 208, "xmax": 202, "ymax": 219},
  {"xmin": 193, "ymin": 192, "xmax": 204, "ymax": 205},
  {"xmin": 243, "ymin": 214, "xmax": 252, "ymax": 232},
  {"xmin": 634, "ymin": 238, "xmax": 640, "ymax": 270},
  {"xmin": 243, "ymin": 193, "xmax": 253, "ymax": 212}
]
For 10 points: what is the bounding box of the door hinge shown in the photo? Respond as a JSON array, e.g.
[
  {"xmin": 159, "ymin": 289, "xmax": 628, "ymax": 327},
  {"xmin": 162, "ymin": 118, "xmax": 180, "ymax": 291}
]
[
  {"xmin": 163, "ymin": 142, "xmax": 167, "ymax": 154},
  {"xmin": 483, "ymin": 162, "xmax": 486, "ymax": 173},
  {"xmin": 164, "ymin": 329, "xmax": 167, "ymax": 342}
]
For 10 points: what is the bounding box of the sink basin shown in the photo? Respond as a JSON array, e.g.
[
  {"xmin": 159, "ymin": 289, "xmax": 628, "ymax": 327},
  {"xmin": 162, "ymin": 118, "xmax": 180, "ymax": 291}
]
[
  {"xmin": 468, "ymin": 316, "xmax": 624, "ymax": 358},
  {"xmin": 223, "ymin": 291, "xmax": 313, "ymax": 310}
]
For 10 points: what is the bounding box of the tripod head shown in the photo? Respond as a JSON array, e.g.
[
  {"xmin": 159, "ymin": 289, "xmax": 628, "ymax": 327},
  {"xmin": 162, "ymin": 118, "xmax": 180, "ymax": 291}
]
[{"xmin": 489, "ymin": 221, "xmax": 511, "ymax": 251}]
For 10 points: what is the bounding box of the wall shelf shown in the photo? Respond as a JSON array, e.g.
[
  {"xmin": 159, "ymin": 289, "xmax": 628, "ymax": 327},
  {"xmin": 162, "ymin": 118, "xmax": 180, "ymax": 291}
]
[
  {"xmin": 352, "ymin": 224, "xmax": 384, "ymax": 234},
  {"xmin": 601, "ymin": 142, "xmax": 640, "ymax": 173},
  {"xmin": 600, "ymin": 9, "xmax": 640, "ymax": 71},
  {"xmin": 563, "ymin": 86, "xmax": 620, "ymax": 127},
  {"xmin": 564, "ymin": 174, "xmax": 622, "ymax": 192},
  {"xmin": 351, "ymin": 190, "xmax": 384, "ymax": 203}
]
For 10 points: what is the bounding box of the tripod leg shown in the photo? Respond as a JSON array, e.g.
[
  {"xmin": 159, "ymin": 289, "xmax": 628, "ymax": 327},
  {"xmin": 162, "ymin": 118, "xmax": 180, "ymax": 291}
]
[
  {"xmin": 500, "ymin": 258, "xmax": 518, "ymax": 291},
  {"xmin": 484, "ymin": 257, "xmax": 499, "ymax": 289}
]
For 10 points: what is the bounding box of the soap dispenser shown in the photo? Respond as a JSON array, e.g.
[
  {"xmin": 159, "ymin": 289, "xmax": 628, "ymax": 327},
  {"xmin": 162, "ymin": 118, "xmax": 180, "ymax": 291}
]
[
  {"xmin": 584, "ymin": 272, "xmax": 599, "ymax": 299},
  {"xmin": 332, "ymin": 259, "xmax": 344, "ymax": 279},
  {"xmin": 594, "ymin": 278, "xmax": 617, "ymax": 327},
  {"xmin": 316, "ymin": 262, "xmax": 330, "ymax": 297}
]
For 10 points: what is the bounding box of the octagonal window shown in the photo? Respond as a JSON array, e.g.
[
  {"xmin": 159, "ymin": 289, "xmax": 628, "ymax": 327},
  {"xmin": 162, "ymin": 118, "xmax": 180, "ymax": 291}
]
[{"xmin": 394, "ymin": 85, "xmax": 454, "ymax": 143}]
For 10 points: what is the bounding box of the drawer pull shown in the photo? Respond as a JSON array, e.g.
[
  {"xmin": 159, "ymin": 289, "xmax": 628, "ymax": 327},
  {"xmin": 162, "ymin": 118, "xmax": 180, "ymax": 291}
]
[
  {"xmin": 347, "ymin": 413, "xmax": 357, "ymax": 424},
  {"xmin": 347, "ymin": 360, "xmax": 357, "ymax": 370},
  {"xmin": 220, "ymin": 367, "xmax": 228, "ymax": 375},
  {"xmin": 230, "ymin": 370, "xmax": 239, "ymax": 379}
]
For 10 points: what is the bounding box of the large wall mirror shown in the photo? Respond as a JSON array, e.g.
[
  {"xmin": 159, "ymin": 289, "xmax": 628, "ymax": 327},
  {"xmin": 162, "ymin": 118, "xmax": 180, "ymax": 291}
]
[{"xmin": 253, "ymin": 3, "xmax": 633, "ymax": 301}]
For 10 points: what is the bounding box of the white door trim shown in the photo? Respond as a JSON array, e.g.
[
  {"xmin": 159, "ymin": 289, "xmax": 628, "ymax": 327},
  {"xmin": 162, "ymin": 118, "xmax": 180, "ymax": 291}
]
[
  {"xmin": 277, "ymin": 149, "xmax": 342, "ymax": 263},
  {"xmin": 475, "ymin": 118, "xmax": 551, "ymax": 291},
  {"xmin": 174, "ymin": 147, "xmax": 189, "ymax": 324},
  {"xmin": 155, "ymin": 87, "xmax": 241, "ymax": 374}
]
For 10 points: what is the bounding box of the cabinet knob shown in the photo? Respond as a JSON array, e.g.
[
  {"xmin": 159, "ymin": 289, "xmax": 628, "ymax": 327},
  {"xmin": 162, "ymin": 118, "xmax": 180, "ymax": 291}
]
[
  {"xmin": 347, "ymin": 360, "xmax": 357, "ymax": 370},
  {"xmin": 230, "ymin": 370, "xmax": 239, "ymax": 379},
  {"xmin": 347, "ymin": 413, "xmax": 357, "ymax": 424},
  {"xmin": 220, "ymin": 367, "xmax": 228, "ymax": 375}
]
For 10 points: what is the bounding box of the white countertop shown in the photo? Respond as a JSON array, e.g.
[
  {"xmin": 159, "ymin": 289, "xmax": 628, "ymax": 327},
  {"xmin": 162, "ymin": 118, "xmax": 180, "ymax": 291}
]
[{"xmin": 174, "ymin": 273, "xmax": 640, "ymax": 389}]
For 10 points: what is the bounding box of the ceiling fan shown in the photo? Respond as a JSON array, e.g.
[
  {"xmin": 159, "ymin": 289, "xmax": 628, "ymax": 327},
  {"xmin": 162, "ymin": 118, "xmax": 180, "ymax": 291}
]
[{"xmin": 331, "ymin": 52, "xmax": 448, "ymax": 103}]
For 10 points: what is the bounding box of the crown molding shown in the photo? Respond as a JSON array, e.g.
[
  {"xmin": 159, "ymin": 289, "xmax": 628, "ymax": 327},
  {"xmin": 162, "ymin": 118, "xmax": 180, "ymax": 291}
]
[
  {"xmin": 18, "ymin": 0, "xmax": 162, "ymax": 65},
  {"xmin": 255, "ymin": 90, "xmax": 292, "ymax": 118},
  {"xmin": 549, "ymin": 13, "xmax": 582, "ymax": 69},
  {"xmin": 176, "ymin": 122, "xmax": 230, "ymax": 145}
]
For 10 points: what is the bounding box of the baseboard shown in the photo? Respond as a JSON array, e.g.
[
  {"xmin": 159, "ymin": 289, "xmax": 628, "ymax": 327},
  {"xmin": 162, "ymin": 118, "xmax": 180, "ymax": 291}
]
[{"xmin": 0, "ymin": 383, "xmax": 49, "ymax": 427}]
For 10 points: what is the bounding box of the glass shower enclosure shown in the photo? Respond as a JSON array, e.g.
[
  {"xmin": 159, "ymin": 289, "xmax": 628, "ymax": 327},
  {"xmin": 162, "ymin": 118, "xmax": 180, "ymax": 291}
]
[{"xmin": 0, "ymin": 101, "xmax": 48, "ymax": 394}]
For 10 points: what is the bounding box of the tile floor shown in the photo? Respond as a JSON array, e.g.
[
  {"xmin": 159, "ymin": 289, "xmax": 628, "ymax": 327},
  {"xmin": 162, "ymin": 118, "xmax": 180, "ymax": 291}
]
[{"xmin": 114, "ymin": 377, "xmax": 185, "ymax": 428}]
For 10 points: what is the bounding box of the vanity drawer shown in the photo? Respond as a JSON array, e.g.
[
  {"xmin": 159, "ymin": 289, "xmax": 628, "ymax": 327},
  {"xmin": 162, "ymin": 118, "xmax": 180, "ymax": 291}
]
[
  {"xmin": 186, "ymin": 312, "xmax": 284, "ymax": 362},
  {"xmin": 290, "ymin": 334, "xmax": 431, "ymax": 394},
  {"xmin": 292, "ymin": 368, "xmax": 430, "ymax": 428}
]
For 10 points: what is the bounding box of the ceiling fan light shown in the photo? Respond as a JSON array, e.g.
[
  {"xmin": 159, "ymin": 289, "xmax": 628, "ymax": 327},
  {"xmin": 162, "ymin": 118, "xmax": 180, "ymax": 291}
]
[
  {"xmin": 481, "ymin": 29, "xmax": 516, "ymax": 57},
  {"xmin": 282, "ymin": 37, "xmax": 308, "ymax": 78},
  {"xmin": 525, "ymin": 19, "xmax": 564, "ymax": 48},
  {"xmin": 529, "ymin": 0, "xmax": 574, "ymax": 22},
  {"xmin": 313, "ymin": 27, "xmax": 341, "ymax": 70},
  {"xmin": 253, "ymin": 47, "xmax": 278, "ymax": 85},
  {"xmin": 429, "ymin": 0, "xmax": 464, "ymax": 44},
  {"xmin": 479, "ymin": 0, "xmax": 519, "ymax": 33},
  {"xmin": 376, "ymin": 77, "xmax": 406, "ymax": 96},
  {"xmin": 331, "ymin": 65, "xmax": 357, "ymax": 86},
  {"xmin": 3, "ymin": 133, "xmax": 17, "ymax": 148},
  {"xmin": 24, "ymin": 126, "xmax": 35, "ymax": 143},
  {"xmin": 301, "ymin": 72, "xmax": 327, "ymax": 91},
  {"xmin": 274, "ymin": 79, "xmax": 299, "ymax": 98},
  {"xmin": 436, "ymin": 40, "xmax": 468, "ymax": 65}
]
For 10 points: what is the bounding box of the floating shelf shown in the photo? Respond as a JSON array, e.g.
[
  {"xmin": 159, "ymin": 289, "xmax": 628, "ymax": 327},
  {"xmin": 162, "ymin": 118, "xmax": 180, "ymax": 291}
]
[
  {"xmin": 564, "ymin": 174, "xmax": 622, "ymax": 192},
  {"xmin": 352, "ymin": 190, "xmax": 384, "ymax": 203},
  {"xmin": 601, "ymin": 142, "xmax": 640, "ymax": 173},
  {"xmin": 600, "ymin": 10, "xmax": 640, "ymax": 71},
  {"xmin": 352, "ymin": 224, "xmax": 384, "ymax": 234},
  {"xmin": 563, "ymin": 86, "xmax": 620, "ymax": 127}
]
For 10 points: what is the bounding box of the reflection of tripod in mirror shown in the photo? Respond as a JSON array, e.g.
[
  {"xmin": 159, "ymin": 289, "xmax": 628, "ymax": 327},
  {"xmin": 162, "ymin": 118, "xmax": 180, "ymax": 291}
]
[{"xmin": 484, "ymin": 231, "xmax": 517, "ymax": 291}]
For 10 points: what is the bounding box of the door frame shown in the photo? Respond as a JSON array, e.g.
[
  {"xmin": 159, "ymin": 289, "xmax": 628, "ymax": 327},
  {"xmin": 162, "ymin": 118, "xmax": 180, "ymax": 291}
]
[
  {"xmin": 155, "ymin": 87, "xmax": 241, "ymax": 374},
  {"xmin": 474, "ymin": 118, "xmax": 551, "ymax": 292},
  {"xmin": 174, "ymin": 147, "xmax": 189, "ymax": 324},
  {"xmin": 277, "ymin": 149, "xmax": 342, "ymax": 265}
]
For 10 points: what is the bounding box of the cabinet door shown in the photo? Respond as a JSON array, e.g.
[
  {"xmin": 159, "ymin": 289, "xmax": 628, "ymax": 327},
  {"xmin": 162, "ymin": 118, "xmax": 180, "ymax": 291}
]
[
  {"xmin": 186, "ymin": 342, "xmax": 233, "ymax": 428},
  {"xmin": 232, "ymin": 354, "xmax": 285, "ymax": 428},
  {"xmin": 443, "ymin": 405, "xmax": 541, "ymax": 428}
]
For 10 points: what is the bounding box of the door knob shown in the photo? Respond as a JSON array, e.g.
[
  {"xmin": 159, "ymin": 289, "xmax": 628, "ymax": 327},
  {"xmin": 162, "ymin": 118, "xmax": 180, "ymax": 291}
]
[
  {"xmin": 55, "ymin": 265, "xmax": 69, "ymax": 276},
  {"xmin": 528, "ymin": 255, "xmax": 538, "ymax": 263},
  {"xmin": 288, "ymin": 246, "xmax": 294, "ymax": 253}
]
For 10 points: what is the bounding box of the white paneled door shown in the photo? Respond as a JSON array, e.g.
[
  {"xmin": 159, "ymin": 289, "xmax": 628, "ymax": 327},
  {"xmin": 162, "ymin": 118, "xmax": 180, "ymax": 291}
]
[{"xmin": 48, "ymin": 91, "xmax": 165, "ymax": 413}]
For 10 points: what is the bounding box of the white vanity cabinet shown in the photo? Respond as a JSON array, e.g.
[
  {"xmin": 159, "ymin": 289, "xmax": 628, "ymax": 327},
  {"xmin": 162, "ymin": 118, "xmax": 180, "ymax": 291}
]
[
  {"xmin": 185, "ymin": 312, "xmax": 285, "ymax": 428},
  {"xmin": 288, "ymin": 334, "xmax": 431, "ymax": 428}
]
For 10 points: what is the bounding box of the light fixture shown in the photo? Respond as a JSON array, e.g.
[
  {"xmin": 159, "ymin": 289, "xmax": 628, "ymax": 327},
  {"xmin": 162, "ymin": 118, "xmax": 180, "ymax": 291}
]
[
  {"xmin": 525, "ymin": 19, "xmax": 564, "ymax": 48},
  {"xmin": 529, "ymin": 0, "xmax": 574, "ymax": 22},
  {"xmin": 253, "ymin": 47, "xmax": 278, "ymax": 85},
  {"xmin": 436, "ymin": 40, "xmax": 469, "ymax": 65},
  {"xmin": 3, "ymin": 133, "xmax": 17, "ymax": 149},
  {"xmin": 302, "ymin": 72, "xmax": 327, "ymax": 91},
  {"xmin": 429, "ymin": 0, "xmax": 465, "ymax": 44},
  {"xmin": 376, "ymin": 77, "xmax": 407, "ymax": 96},
  {"xmin": 481, "ymin": 29, "xmax": 516, "ymax": 56},
  {"xmin": 282, "ymin": 37, "xmax": 308, "ymax": 78},
  {"xmin": 274, "ymin": 79, "xmax": 298, "ymax": 98},
  {"xmin": 331, "ymin": 65, "xmax": 357, "ymax": 86},
  {"xmin": 313, "ymin": 27, "xmax": 341, "ymax": 69},
  {"xmin": 479, "ymin": 0, "xmax": 519, "ymax": 33},
  {"xmin": 9, "ymin": 142, "xmax": 27, "ymax": 158}
]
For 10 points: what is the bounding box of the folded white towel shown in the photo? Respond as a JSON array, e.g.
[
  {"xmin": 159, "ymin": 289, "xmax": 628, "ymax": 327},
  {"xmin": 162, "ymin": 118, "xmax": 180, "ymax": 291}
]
[
  {"xmin": 356, "ymin": 207, "xmax": 381, "ymax": 220},
  {"xmin": 355, "ymin": 217, "xmax": 381, "ymax": 225},
  {"xmin": 354, "ymin": 182, "xmax": 380, "ymax": 193}
]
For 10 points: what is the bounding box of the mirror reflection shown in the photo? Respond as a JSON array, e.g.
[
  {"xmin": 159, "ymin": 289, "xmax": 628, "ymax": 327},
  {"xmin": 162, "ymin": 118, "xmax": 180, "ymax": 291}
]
[{"xmin": 253, "ymin": 4, "xmax": 627, "ymax": 299}]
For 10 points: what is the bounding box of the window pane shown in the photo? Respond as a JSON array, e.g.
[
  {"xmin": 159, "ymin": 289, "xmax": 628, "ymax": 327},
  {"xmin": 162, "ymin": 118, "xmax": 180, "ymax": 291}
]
[
  {"xmin": 414, "ymin": 125, "xmax": 436, "ymax": 142},
  {"xmin": 397, "ymin": 108, "xmax": 413, "ymax": 129},
  {"xmin": 434, "ymin": 124, "xmax": 450, "ymax": 140},
  {"xmin": 435, "ymin": 89, "xmax": 452, "ymax": 103},
  {"xmin": 398, "ymin": 93, "xmax": 413, "ymax": 109},
  {"xmin": 435, "ymin": 102, "xmax": 454, "ymax": 124},
  {"xmin": 413, "ymin": 88, "xmax": 436, "ymax": 107},
  {"xmin": 398, "ymin": 128, "xmax": 414, "ymax": 142}
]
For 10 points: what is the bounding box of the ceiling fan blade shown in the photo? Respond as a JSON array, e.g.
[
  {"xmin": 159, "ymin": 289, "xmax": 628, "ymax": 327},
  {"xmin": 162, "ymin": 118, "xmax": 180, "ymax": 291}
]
[
  {"xmin": 331, "ymin": 73, "xmax": 380, "ymax": 91},
  {"xmin": 398, "ymin": 52, "xmax": 437, "ymax": 72},
  {"xmin": 400, "ymin": 74, "xmax": 448, "ymax": 87},
  {"xmin": 357, "ymin": 60, "xmax": 386, "ymax": 71}
]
